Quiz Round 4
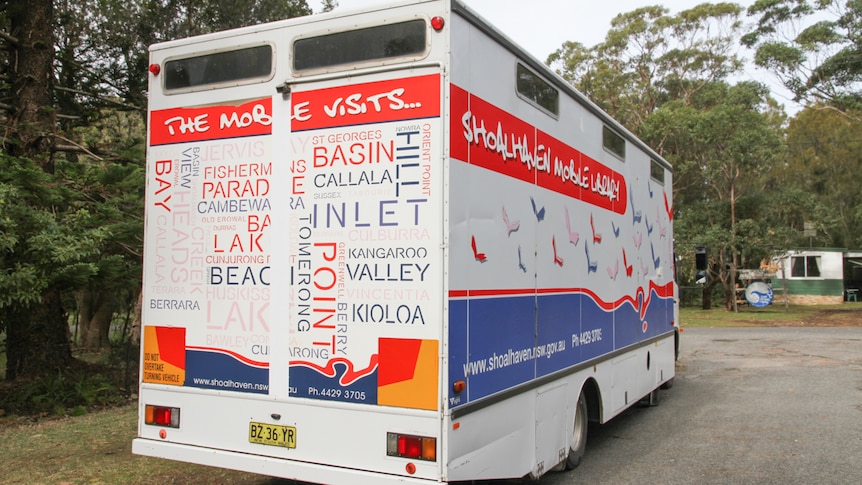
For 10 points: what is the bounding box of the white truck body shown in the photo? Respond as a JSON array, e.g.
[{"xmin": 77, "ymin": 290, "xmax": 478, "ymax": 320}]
[{"xmin": 133, "ymin": 1, "xmax": 678, "ymax": 483}]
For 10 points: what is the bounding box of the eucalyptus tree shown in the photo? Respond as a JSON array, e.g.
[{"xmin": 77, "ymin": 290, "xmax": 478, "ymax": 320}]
[
  {"xmin": 548, "ymin": 3, "xmax": 788, "ymax": 308},
  {"xmin": 548, "ymin": 3, "xmax": 746, "ymax": 132},
  {"xmin": 641, "ymin": 81, "xmax": 786, "ymax": 307},
  {"xmin": 743, "ymin": 0, "xmax": 862, "ymax": 110},
  {"xmin": 770, "ymin": 106, "xmax": 862, "ymax": 248}
]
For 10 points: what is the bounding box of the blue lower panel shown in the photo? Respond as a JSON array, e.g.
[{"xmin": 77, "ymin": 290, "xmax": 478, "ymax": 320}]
[
  {"xmin": 448, "ymin": 290, "xmax": 673, "ymax": 408},
  {"xmin": 185, "ymin": 350, "xmax": 268, "ymax": 394},
  {"xmin": 461, "ymin": 296, "xmax": 537, "ymax": 401},
  {"xmin": 288, "ymin": 364, "xmax": 378, "ymax": 404}
]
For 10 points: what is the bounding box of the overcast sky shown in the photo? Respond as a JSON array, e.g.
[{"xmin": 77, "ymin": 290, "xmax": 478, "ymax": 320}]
[
  {"xmin": 327, "ymin": 0, "xmax": 798, "ymax": 110},
  {"xmin": 337, "ymin": 0, "xmax": 719, "ymax": 59}
]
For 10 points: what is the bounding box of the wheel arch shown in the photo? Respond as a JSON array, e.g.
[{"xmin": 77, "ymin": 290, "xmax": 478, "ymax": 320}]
[{"xmin": 580, "ymin": 377, "xmax": 602, "ymax": 423}]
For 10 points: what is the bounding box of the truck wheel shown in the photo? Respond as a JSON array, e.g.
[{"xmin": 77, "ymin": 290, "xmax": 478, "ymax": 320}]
[
  {"xmin": 565, "ymin": 390, "xmax": 589, "ymax": 470},
  {"xmin": 638, "ymin": 387, "xmax": 661, "ymax": 406}
]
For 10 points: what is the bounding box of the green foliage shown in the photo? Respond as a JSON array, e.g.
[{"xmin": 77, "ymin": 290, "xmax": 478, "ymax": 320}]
[
  {"xmin": 0, "ymin": 369, "xmax": 121, "ymax": 416},
  {"xmin": 0, "ymin": 154, "xmax": 128, "ymax": 311},
  {"xmin": 549, "ymin": 4, "xmax": 797, "ymax": 306},
  {"xmin": 769, "ymin": 105, "xmax": 862, "ymax": 247},
  {"xmin": 2, "ymin": 0, "xmax": 315, "ymax": 378},
  {"xmin": 320, "ymin": 0, "xmax": 339, "ymax": 12},
  {"xmin": 646, "ymin": 81, "xmax": 787, "ymax": 301},
  {"xmin": 548, "ymin": 3, "xmax": 745, "ymax": 131},
  {"xmin": 744, "ymin": 0, "xmax": 862, "ymax": 109}
]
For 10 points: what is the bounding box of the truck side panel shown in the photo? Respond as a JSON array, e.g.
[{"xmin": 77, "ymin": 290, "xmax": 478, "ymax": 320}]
[{"xmin": 444, "ymin": 7, "xmax": 675, "ymax": 480}]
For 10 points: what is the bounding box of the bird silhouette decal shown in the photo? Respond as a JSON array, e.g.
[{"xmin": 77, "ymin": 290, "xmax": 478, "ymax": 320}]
[
  {"xmin": 564, "ymin": 206, "xmax": 580, "ymax": 246},
  {"xmin": 607, "ymin": 259, "xmax": 619, "ymax": 280},
  {"xmin": 630, "ymin": 188, "xmax": 642, "ymax": 224},
  {"xmin": 663, "ymin": 191, "xmax": 674, "ymax": 222},
  {"xmin": 552, "ymin": 236, "xmax": 564, "ymax": 267},
  {"xmin": 585, "ymin": 243, "xmax": 598, "ymax": 273},
  {"xmin": 590, "ymin": 214, "xmax": 603, "ymax": 244},
  {"xmin": 623, "ymin": 248, "xmax": 633, "ymax": 277},
  {"xmin": 502, "ymin": 206, "xmax": 520, "ymax": 237},
  {"xmin": 471, "ymin": 236, "xmax": 487, "ymax": 262},
  {"xmin": 530, "ymin": 196, "xmax": 545, "ymax": 222}
]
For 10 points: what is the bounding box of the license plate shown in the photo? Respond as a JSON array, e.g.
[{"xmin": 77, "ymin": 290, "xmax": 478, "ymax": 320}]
[{"xmin": 249, "ymin": 422, "xmax": 296, "ymax": 448}]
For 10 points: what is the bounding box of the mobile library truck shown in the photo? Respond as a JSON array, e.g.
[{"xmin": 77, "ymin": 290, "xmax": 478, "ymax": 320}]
[{"xmin": 133, "ymin": 0, "xmax": 680, "ymax": 482}]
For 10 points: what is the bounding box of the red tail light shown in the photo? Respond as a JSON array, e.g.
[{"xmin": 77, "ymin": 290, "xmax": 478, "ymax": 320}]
[
  {"xmin": 144, "ymin": 404, "xmax": 180, "ymax": 428},
  {"xmin": 387, "ymin": 432, "xmax": 436, "ymax": 461}
]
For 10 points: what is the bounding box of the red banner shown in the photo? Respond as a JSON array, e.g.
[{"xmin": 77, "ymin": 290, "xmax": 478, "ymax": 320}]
[
  {"xmin": 150, "ymin": 98, "xmax": 272, "ymax": 146},
  {"xmin": 450, "ymin": 84, "xmax": 627, "ymax": 214},
  {"xmin": 291, "ymin": 74, "xmax": 441, "ymax": 131}
]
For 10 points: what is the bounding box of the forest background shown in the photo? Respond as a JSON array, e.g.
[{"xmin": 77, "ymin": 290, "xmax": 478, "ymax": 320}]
[{"xmin": 0, "ymin": 0, "xmax": 860, "ymax": 414}]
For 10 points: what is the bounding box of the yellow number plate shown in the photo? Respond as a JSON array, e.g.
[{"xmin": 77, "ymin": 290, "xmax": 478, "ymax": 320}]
[{"xmin": 249, "ymin": 422, "xmax": 296, "ymax": 448}]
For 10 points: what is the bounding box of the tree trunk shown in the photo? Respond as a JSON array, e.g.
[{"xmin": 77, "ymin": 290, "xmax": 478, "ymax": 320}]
[
  {"xmin": 91, "ymin": 299, "xmax": 115, "ymax": 348},
  {"xmin": 700, "ymin": 259, "xmax": 721, "ymax": 310},
  {"xmin": 4, "ymin": 290, "xmax": 71, "ymax": 380},
  {"xmin": 3, "ymin": 0, "xmax": 74, "ymax": 380},
  {"xmin": 75, "ymin": 289, "xmax": 115, "ymax": 349},
  {"xmin": 131, "ymin": 290, "xmax": 143, "ymax": 345},
  {"xmin": 75, "ymin": 290, "xmax": 93, "ymax": 347},
  {"xmin": 7, "ymin": 0, "xmax": 55, "ymax": 165}
]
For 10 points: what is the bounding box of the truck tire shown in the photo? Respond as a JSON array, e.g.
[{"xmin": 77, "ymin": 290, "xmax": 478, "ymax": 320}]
[{"xmin": 565, "ymin": 390, "xmax": 589, "ymax": 470}]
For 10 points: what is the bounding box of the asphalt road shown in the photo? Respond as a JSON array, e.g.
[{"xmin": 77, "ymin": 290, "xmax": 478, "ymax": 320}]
[
  {"xmin": 539, "ymin": 326, "xmax": 862, "ymax": 485},
  {"xmin": 267, "ymin": 326, "xmax": 862, "ymax": 485}
]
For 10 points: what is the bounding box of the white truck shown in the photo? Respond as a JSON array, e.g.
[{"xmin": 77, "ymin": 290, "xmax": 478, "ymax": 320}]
[{"xmin": 133, "ymin": 0, "xmax": 679, "ymax": 482}]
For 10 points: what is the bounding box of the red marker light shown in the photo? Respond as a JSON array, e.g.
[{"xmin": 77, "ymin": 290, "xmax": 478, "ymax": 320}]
[
  {"xmin": 387, "ymin": 432, "xmax": 437, "ymax": 461},
  {"xmin": 144, "ymin": 404, "xmax": 180, "ymax": 428},
  {"xmin": 149, "ymin": 64, "xmax": 161, "ymax": 76},
  {"xmin": 431, "ymin": 16, "xmax": 445, "ymax": 31},
  {"xmin": 399, "ymin": 435, "xmax": 422, "ymax": 458}
]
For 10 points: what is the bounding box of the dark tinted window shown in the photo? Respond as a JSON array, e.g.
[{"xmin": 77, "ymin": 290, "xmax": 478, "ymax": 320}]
[
  {"xmin": 294, "ymin": 20, "xmax": 426, "ymax": 71},
  {"xmin": 603, "ymin": 126, "xmax": 625, "ymax": 160},
  {"xmin": 165, "ymin": 45, "xmax": 273, "ymax": 90},
  {"xmin": 791, "ymin": 256, "xmax": 821, "ymax": 277},
  {"xmin": 516, "ymin": 63, "xmax": 559, "ymax": 115},
  {"xmin": 650, "ymin": 159, "xmax": 664, "ymax": 184}
]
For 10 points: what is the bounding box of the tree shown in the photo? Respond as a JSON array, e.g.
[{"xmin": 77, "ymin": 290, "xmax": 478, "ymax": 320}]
[
  {"xmin": 768, "ymin": 105, "xmax": 862, "ymax": 248},
  {"xmin": 548, "ymin": 3, "xmax": 788, "ymax": 309},
  {"xmin": 0, "ymin": 0, "xmax": 313, "ymax": 382},
  {"xmin": 548, "ymin": 3, "xmax": 745, "ymax": 131},
  {"xmin": 0, "ymin": 0, "xmax": 80, "ymax": 378},
  {"xmin": 743, "ymin": 0, "xmax": 862, "ymax": 110},
  {"xmin": 641, "ymin": 81, "xmax": 785, "ymax": 308},
  {"xmin": 320, "ymin": 0, "xmax": 339, "ymax": 12}
]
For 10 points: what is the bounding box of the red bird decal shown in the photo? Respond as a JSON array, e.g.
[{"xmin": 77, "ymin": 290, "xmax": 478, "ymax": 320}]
[
  {"xmin": 664, "ymin": 191, "xmax": 674, "ymax": 222},
  {"xmin": 471, "ymin": 236, "xmax": 487, "ymax": 262}
]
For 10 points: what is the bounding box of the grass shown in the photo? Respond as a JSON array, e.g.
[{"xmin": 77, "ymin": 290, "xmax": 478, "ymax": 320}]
[
  {"xmin": 680, "ymin": 303, "xmax": 861, "ymax": 327},
  {"xmin": 0, "ymin": 403, "xmax": 274, "ymax": 485}
]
